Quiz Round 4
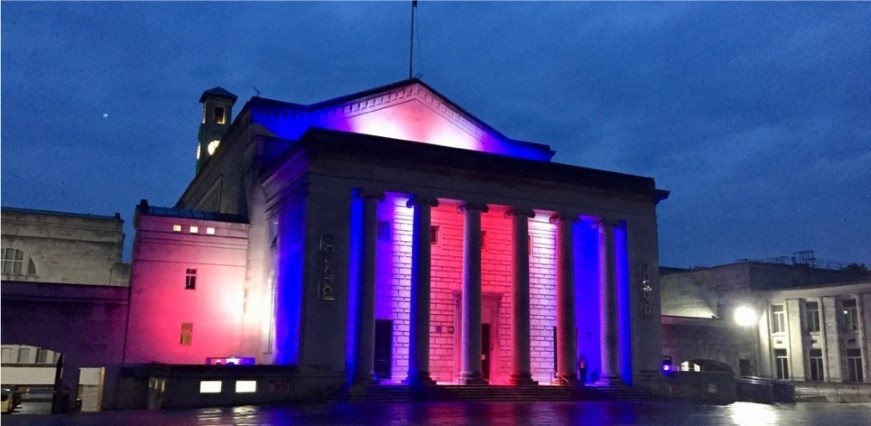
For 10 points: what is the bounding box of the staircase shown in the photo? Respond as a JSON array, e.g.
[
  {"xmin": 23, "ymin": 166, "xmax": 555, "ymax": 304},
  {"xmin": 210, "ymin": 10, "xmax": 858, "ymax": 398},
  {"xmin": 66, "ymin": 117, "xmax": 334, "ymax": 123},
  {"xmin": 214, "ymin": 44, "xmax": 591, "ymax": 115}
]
[
  {"xmin": 592, "ymin": 385, "xmax": 668, "ymax": 401},
  {"xmin": 333, "ymin": 384, "xmax": 608, "ymax": 403}
]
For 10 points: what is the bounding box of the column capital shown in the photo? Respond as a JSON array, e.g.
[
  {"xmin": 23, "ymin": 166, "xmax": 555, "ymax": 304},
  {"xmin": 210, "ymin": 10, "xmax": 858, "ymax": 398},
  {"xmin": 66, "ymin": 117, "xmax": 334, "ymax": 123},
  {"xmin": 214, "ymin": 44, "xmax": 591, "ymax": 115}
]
[
  {"xmin": 549, "ymin": 212, "xmax": 579, "ymax": 225},
  {"xmin": 352, "ymin": 188, "xmax": 385, "ymax": 201},
  {"xmin": 457, "ymin": 202, "xmax": 489, "ymax": 214},
  {"xmin": 505, "ymin": 208, "xmax": 536, "ymax": 219},
  {"xmin": 406, "ymin": 195, "xmax": 439, "ymax": 209}
]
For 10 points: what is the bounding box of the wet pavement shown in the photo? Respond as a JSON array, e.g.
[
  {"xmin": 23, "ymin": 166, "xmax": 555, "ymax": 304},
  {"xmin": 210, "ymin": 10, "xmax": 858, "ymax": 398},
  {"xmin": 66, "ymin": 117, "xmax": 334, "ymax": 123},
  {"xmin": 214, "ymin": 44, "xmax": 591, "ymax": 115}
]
[{"xmin": 3, "ymin": 401, "xmax": 871, "ymax": 425}]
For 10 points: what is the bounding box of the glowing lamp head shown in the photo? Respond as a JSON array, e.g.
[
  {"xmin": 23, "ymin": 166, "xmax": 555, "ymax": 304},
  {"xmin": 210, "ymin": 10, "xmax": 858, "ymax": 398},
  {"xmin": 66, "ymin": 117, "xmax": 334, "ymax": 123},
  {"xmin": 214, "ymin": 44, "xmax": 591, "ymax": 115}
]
[{"xmin": 734, "ymin": 306, "xmax": 757, "ymax": 327}]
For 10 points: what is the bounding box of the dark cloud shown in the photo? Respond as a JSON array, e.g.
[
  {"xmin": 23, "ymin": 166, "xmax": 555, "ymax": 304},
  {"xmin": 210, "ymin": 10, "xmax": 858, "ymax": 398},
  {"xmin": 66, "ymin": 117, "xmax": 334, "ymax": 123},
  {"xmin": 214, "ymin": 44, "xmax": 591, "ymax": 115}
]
[{"xmin": 2, "ymin": 2, "xmax": 869, "ymax": 266}]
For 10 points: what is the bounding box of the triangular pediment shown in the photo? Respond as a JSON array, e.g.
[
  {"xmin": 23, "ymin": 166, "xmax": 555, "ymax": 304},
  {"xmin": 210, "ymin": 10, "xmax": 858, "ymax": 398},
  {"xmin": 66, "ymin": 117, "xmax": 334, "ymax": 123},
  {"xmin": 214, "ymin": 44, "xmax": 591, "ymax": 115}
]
[{"xmin": 249, "ymin": 80, "xmax": 553, "ymax": 161}]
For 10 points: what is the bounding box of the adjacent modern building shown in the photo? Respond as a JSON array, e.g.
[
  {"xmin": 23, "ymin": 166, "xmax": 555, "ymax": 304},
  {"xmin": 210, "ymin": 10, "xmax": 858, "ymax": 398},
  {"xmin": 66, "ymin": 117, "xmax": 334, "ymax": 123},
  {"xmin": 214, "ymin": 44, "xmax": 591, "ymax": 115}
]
[
  {"xmin": 661, "ymin": 257, "xmax": 871, "ymax": 392},
  {"xmin": 122, "ymin": 78, "xmax": 670, "ymax": 404}
]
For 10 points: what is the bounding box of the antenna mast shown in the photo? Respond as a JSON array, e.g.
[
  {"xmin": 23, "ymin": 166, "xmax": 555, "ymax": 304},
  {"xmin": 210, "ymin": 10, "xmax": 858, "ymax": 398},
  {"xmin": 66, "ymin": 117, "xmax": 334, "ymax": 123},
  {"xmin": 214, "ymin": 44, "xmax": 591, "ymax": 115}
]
[{"xmin": 409, "ymin": 0, "xmax": 418, "ymax": 78}]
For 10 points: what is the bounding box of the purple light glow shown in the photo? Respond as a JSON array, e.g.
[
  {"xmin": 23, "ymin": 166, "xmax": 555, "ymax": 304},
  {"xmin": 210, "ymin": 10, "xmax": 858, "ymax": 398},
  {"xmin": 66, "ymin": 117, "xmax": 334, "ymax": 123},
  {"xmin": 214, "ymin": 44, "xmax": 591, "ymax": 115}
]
[
  {"xmin": 273, "ymin": 194, "xmax": 306, "ymax": 365},
  {"xmin": 615, "ymin": 222, "xmax": 633, "ymax": 385},
  {"xmin": 250, "ymin": 83, "xmax": 553, "ymax": 161}
]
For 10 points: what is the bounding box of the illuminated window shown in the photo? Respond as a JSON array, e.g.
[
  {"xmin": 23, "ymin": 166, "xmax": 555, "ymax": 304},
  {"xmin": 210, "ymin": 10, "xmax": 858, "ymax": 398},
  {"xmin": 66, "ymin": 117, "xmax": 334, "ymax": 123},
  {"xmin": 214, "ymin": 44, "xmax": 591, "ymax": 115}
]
[
  {"xmin": 235, "ymin": 380, "xmax": 257, "ymax": 393},
  {"xmin": 846, "ymin": 349, "xmax": 863, "ymax": 382},
  {"xmin": 805, "ymin": 302, "xmax": 820, "ymax": 333},
  {"xmin": 842, "ymin": 299, "xmax": 858, "ymax": 331},
  {"xmin": 185, "ymin": 268, "xmax": 197, "ymax": 290},
  {"xmin": 199, "ymin": 381, "xmax": 221, "ymax": 393},
  {"xmin": 770, "ymin": 305, "xmax": 786, "ymax": 334},
  {"xmin": 206, "ymin": 227, "xmax": 216, "ymax": 235},
  {"xmin": 809, "ymin": 349, "xmax": 824, "ymax": 381},
  {"xmin": 190, "ymin": 226, "xmax": 199, "ymax": 233},
  {"xmin": 430, "ymin": 226, "xmax": 439, "ymax": 244},
  {"xmin": 172, "ymin": 224, "xmax": 182, "ymax": 232},
  {"xmin": 180, "ymin": 323, "xmax": 193, "ymax": 346},
  {"xmin": 214, "ymin": 106, "xmax": 226, "ymax": 124},
  {"xmin": 774, "ymin": 349, "xmax": 789, "ymax": 379}
]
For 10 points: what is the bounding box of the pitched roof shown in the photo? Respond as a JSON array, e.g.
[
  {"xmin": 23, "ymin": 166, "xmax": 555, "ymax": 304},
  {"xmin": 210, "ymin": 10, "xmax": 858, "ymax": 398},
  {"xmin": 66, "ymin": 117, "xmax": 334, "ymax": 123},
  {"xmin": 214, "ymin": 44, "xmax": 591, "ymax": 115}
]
[{"xmin": 200, "ymin": 86, "xmax": 238, "ymax": 103}]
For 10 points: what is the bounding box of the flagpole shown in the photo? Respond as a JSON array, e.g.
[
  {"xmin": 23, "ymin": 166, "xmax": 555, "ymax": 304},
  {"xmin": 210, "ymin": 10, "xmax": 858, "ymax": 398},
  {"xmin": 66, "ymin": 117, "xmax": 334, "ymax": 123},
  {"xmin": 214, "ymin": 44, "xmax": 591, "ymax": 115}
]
[{"xmin": 409, "ymin": 0, "xmax": 417, "ymax": 79}]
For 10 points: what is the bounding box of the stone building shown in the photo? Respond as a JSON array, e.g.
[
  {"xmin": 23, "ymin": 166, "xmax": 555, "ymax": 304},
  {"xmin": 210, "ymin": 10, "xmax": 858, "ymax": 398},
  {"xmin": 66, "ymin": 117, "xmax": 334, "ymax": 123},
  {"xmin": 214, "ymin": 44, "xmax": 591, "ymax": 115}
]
[
  {"xmin": 661, "ymin": 259, "xmax": 871, "ymax": 390},
  {"xmin": 1, "ymin": 207, "xmax": 130, "ymax": 411},
  {"xmin": 123, "ymin": 78, "xmax": 670, "ymax": 404}
]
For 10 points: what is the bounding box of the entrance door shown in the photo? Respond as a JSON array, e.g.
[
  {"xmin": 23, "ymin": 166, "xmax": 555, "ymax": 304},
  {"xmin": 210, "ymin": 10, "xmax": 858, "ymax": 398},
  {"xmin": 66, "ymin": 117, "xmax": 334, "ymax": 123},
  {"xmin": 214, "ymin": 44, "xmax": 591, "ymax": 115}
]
[
  {"xmin": 374, "ymin": 320, "xmax": 393, "ymax": 380},
  {"xmin": 482, "ymin": 323, "xmax": 491, "ymax": 381}
]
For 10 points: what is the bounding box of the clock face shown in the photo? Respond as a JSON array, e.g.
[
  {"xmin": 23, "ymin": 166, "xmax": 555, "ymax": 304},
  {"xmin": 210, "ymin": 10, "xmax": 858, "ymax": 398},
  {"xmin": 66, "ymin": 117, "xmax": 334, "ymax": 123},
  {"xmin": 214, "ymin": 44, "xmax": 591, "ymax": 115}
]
[{"xmin": 207, "ymin": 140, "xmax": 220, "ymax": 156}]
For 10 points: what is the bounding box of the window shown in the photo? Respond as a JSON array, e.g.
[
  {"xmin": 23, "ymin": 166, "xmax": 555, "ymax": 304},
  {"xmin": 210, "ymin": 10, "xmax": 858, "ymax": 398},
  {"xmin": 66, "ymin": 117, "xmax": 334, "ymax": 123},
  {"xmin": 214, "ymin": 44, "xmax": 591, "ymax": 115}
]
[
  {"xmin": 809, "ymin": 349, "xmax": 824, "ymax": 381},
  {"xmin": 180, "ymin": 323, "xmax": 193, "ymax": 346},
  {"xmin": 36, "ymin": 348, "xmax": 48, "ymax": 364},
  {"xmin": 1, "ymin": 348, "xmax": 12, "ymax": 363},
  {"xmin": 206, "ymin": 227, "xmax": 216, "ymax": 235},
  {"xmin": 771, "ymin": 305, "xmax": 786, "ymax": 334},
  {"xmin": 842, "ymin": 299, "xmax": 858, "ymax": 331},
  {"xmin": 481, "ymin": 231, "xmax": 487, "ymax": 250},
  {"xmin": 846, "ymin": 349, "xmax": 863, "ymax": 382},
  {"xmin": 235, "ymin": 380, "xmax": 257, "ymax": 393},
  {"xmin": 377, "ymin": 221, "xmax": 391, "ymax": 242},
  {"xmin": 190, "ymin": 225, "xmax": 199, "ymax": 234},
  {"xmin": 18, "ymin": 347, "xmax": 31, "ymax": 363},
  {"xmin": 172, "ymin": 224, "xmax": 182, "ymax": 232},
  {"xmin": 185, "ymin": 269, "xmax": 197, "ymax": 290},
  {"xmin": 214, "ymin": 106, "xmax": 226, "ymax": 124},
  {"xmin": 2, "ymin": 248, "xmax": 24, "ymax": 275},
  {"xmin": 805, "ymin": 301, "xmax": 820, "ymax": 333},
  {"xmin": 199, "ymin": 381, "xmax": 222, "ymax": 393},
  {"xmin": 774, "ymin": 349, "xmax": 789, "ymax": 380},
  {"xmin": 430, "ymin": 226, "xmax": 439, "ymax": 244}
]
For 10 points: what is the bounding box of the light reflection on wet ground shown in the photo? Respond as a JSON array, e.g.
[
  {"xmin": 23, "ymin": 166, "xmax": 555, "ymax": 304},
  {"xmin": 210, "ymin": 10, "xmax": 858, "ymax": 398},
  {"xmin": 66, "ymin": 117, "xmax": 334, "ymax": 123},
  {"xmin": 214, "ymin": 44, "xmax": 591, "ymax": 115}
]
[{"xmin": 4, "ymin": 401, "xmax": 871, "ymax": 425}]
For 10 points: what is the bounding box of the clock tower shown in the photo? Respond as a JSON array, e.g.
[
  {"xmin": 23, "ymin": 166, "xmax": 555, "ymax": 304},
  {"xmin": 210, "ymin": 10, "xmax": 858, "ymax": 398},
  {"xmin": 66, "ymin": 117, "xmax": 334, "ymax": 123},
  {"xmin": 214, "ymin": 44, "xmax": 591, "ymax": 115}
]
[{"xmin": 196, "ymin": 87, "xmax": 238, "ymax": 173}]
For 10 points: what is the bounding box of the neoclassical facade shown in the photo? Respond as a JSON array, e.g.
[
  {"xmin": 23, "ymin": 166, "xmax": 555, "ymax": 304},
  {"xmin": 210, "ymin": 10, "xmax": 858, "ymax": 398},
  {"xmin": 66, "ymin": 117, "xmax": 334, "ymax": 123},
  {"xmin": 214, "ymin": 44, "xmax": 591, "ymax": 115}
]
[{"xmin": 127, "ymin": 79, "xmax": 669, "ymax": 393}]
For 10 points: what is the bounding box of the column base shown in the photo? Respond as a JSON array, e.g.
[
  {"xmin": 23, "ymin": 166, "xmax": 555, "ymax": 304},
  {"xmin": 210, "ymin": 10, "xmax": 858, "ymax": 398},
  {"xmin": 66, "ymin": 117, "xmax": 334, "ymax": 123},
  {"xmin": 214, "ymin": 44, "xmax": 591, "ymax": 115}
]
[
  {"xmin": 594, "ymin": 375, "xmax": 625, "ymax": 387},
  {"xmin": 403, "ymin": 371, "xmax": 436, "ymax": 386},
  {"xmin": 459, "ymin": 371, "xmax": 487, "ymax": 385},
  {"xmin": 352, "ymin": 371, "xmax": 379, "ymax": 385},
  {"xmin": 509, "ymin": 373, "xmax": 538, "ymax": 386},
  {"xmin": 554, "ymin": 374, "xmax": 578, "ymax": 387}
]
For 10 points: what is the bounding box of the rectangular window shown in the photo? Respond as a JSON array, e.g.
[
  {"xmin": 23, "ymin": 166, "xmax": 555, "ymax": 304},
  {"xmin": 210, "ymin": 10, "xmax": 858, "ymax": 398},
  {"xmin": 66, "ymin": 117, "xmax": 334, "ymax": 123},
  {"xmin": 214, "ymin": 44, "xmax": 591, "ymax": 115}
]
[
  {"xmin": 805, "ymin": 301, "xmax": 820, "ymax": 333},
  {"xmin": 771, "ymin": 305, "xmax": 786, "ymax": 334},
  {"xmin": 481, "ymin": 231, "xmax": 487, "ymax": 250},
  {"xmin": 36, "ymin": 349, "xmax": 47, "ymax": 364},
  {"xmin": 430, "ymin": 226, "xmax": 439, "ymax": 244},
  {"xmin": 185, "ymin": 268, "xmax": 197, "ymax": 290},
  {"xmin": 199, "ymin": 381, "xmax": 222, "ymax": 393},
  {"xmin": 809, "ymin": 349, "xmax": 824, "ymax": 381},
  {"xmin": 2, "ymin": 248, "xmax": 24, "ymax": 275},
  {"xmin": 774, "ymin": 349, "xmax": 789, "ymax": 380},
  {"xmin": 842, "ymin": 299, "xmax": 858, "ymax": 331},
  {"xmin": 172, "ymin": 224, "xmax": 182, "ymax": 232},
  {"xmin": 377, "ymin": 221, "xmax": 391, "ymax": 242},
  {"xmin": 206, "ymin": 227, "xmax": 216, "ymax": 235},
  {"xmin": 18, "ymin": 347, "xmax": 31, "ymax": 363},
  {"xmin": 189, "ymin": 225, "xmax": 199, "ymax": 234},
  {"xmin": 180, "ymin": 323, "xmax": 193, "ymax": 346},
  {"xmin": 214, "ymin": 106, "xmax": 226, "ymax": 124},
  {"xmin": 846, "ymin": 349, "xmax": 863, "ymax": 382},
  {"xmin": 235, "ymin": 380, "xmax": 257, "ymax": 393}
]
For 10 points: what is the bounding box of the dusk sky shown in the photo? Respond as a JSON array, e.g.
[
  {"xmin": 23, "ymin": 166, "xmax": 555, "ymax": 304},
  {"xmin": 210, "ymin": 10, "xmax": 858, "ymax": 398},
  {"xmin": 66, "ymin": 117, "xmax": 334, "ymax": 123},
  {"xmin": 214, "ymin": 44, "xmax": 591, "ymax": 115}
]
[{"xmin": 2, "ymin": 2, "xmax": 869, "ymax": 268}]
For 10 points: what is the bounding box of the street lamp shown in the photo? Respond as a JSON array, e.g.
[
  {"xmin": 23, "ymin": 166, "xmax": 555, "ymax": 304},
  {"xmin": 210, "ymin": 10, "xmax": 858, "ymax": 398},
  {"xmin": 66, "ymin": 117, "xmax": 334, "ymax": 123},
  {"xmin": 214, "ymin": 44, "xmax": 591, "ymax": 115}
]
[{"xmin": 734, "ymin": 306, "xmax": 757, "ymax": 327}]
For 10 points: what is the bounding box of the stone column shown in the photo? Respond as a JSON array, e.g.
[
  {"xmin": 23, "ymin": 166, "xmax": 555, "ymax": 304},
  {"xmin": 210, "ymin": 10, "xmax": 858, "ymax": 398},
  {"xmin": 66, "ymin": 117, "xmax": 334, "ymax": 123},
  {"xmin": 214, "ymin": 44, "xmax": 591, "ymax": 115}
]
[
  {"xmin": 596, "ymin": 219, "xmax": 623, "ymax": 386},
  {"xmin": 551, "ymin": 213, "xmax": 578, "ymax": 386},
  {"xmin": 459, "ymin": 202, "xmax": 489, "ymax": 385},
  {"xmin": 354, "ymin": 190, "xmax": 382, "ymax": 384},
  {"xmin": 508, "ymin": 209, "xmax": 537, "ymax": 385},
  {"xmin": 405, "ymin": 195, "xmax": 439, "ymax": 385}
]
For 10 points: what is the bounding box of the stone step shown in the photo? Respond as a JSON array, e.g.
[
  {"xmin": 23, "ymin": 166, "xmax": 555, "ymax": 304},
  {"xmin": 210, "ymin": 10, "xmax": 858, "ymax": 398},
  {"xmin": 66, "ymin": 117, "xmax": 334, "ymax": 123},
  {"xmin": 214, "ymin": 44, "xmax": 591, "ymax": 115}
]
[{"xmin": 333, "ymin": 385, "xmax": 608, "ymax": 403}]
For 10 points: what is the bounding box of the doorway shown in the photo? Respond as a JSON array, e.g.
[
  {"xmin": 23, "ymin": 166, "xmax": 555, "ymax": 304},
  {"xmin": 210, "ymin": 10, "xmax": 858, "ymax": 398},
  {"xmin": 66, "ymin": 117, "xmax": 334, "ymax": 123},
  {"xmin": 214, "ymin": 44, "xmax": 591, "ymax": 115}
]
[
  {"xmin": 374, "ymin": 320, "xmax": 393, "ymax": 381},
  {"xmin": 482, "ymin": 323, "xmax": 491, "ymax": 381}
]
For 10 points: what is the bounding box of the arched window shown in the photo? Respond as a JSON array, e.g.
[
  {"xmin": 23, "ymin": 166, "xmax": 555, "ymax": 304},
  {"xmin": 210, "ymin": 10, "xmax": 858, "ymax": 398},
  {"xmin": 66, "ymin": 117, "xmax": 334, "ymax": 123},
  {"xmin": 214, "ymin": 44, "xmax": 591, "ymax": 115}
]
[{"xmin": 1, "ymin": 248, "xmax": 37, "ymax": 276}]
